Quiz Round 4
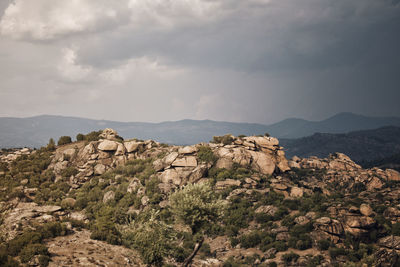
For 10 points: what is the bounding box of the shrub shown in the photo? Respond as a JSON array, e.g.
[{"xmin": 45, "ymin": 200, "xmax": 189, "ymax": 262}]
[
  {"xmin": 240, "ymin": 231, "xmax": 262, "ymax": 248},
  {"xmin": 282, "ymin": 252, "xmax": 299, "ymax": 264},
  {"xmin": 76, "ymin": 133, "xmax": 85, "ymax": 141},
  {"xmin": 46, "ymin": 138, "xmax": 56, "ymax": 151},
  {"xmin": 57, "ymin": 136, "xmax": 72, "ymax": 146},
  {"xmin": 212, "ymin": 134, "xmax": 234, "ymax": 145},
  {"xmin": 197, "ymin": 146, "xmax": 218, "ymax": 163},
  {"xmin": 19, "ymin": 243, "xmax": 48, "ymax": 263},
  {"xmin": 122, "ymin": 210, "xmax": 175, "ymax": 266},
  {"xmin": 317, "ymin": 239, "xmax": 331, "ymax": 250},
  {"xmin": 85, "ymin": 130, "xmax": 103, "ymax": 141},
  {"xmin": 329, "ymin": 247, "xmax": 347, "ymax": 259}
]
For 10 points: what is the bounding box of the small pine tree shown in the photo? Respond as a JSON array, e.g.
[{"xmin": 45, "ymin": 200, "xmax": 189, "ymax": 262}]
[{"xmin": 47, "ymin": 138, "xmax": 56, "ymax": 151}]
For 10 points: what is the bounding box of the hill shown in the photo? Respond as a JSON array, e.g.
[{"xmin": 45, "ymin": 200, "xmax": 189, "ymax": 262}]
[
  {"xmin": 281, "ymin": 126, "xmax": 400, "ymax": 162},
  {"xmin": 1, "ymin": 112, "xmax": 400, "ymax": 148},
  {"xmin": 1, "ymin": 129, "xmax": 400, "ymax": 266}
]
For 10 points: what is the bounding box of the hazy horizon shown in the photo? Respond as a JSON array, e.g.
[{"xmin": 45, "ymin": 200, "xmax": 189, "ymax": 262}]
[
  {"xmin": 2, "ymin": 111, "xmax": 400, "ymax": 125},
  {"xmin": 1, "ymin": 0, "xmax": 399, "ymax": 124}
]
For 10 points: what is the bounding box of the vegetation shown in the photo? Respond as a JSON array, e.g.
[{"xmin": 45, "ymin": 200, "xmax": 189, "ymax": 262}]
[
  {"xmin": 170, "ymin": 182, "xmax": 226, "ymax": 266},
  {"xmin": 212, "ymin": 134, "xmax": 234, "ymax": 145},
  {"xmin": 57, "ymin": 136, "xmax": 72, "ymax": 146},
  {"xmin": 0, "ymin": 222, "xmax": 68, "ymax": 267}
]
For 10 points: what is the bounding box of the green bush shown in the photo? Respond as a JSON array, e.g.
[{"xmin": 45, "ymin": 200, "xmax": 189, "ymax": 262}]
[
  {"xmin": 282, "ymin": 252, "xmax": 299, "ymax": 264},
  {"xmin": 197, "ymin": 146, "xmax": 218, "ymax": 163},
  {"xmin": 240, "ymin": 231, "xmax": 262, "ymax": 248},
  {"xmin": 76, "ymin": 133, "xmax": 85, "ymax": 141},
  {"xmin": 57, "ymin": 136, "xmax": 72, "ymax": 146},
  {"xmin": 19, "ymin": 243, "xmax": 48, "ymax": 263},
  {"xmin": 317, "ymin": 239, "xmax": 331, "ymax": 250},
  {"xmin": 85, "ymin": 130, "xmax": 103, "ymax": 141},
  {"xmin": 212, "ymin": 134, "xmax": 234, "ymax": 145},
  {"xmin": 329, "ymin": 247, "xmax": 347, "ymax": 259}
]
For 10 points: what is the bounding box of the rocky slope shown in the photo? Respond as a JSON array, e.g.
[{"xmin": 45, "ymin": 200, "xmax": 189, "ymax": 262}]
[{"xmin": 1, "ymin": 129, "xmax": 400, "ymax": 266}]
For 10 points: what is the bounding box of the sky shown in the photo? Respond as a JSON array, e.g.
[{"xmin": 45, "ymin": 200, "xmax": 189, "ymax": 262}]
[{"xmin": 0, "ymin": 0, "xmax": 399, "ymax": 124}]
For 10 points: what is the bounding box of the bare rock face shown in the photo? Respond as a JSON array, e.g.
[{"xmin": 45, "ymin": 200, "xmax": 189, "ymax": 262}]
[
  {"xmin": 98, "ymin": 140, "xmax": 118, "ymax": 151},
  {"xmin": 248, "ymin": 151, "xmax": 276, "ymax": 175}
]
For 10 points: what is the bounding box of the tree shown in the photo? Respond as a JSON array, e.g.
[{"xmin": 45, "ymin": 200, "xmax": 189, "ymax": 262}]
[
  {"xmin": 122, "ymin": 210, "xmax": 174, "ymax": 266},
  {"xmin": 47, "ymin": 138, "xmax": 56, "ymax": 151},
  {"xmin": 169, "ymin": 183, "xmax": 225, "ymax": 267},
  {"xmin": 57, "ymin": 136, "xmax": 72, "ymax": 146},
  {"xmin": 76, "ymin": 133, "xmax": 85, "ymax": 141}
]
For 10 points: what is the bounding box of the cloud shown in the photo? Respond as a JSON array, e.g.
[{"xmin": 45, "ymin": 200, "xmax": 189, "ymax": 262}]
[
  {"xmin": 0, "ymin": 0, "xmax": 399, "ymax": 123},
  {"xmin": 0, "ymin": 0, "xmax": 130, "ymax": 40}
]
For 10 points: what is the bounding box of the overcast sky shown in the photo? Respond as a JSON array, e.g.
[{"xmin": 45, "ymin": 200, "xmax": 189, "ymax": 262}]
[{"xmin": 0, "ymin": 0, "xmax": 399, "ymax": 124}]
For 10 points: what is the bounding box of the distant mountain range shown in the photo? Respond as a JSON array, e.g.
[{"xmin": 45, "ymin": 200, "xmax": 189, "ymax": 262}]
[
  {"xmin": 281, "ymin": 126, "xmax": 400, "ymax": 162},
  {"xmin": 1, "ymin": 112, "xmax": 400, "ymax": 149}
]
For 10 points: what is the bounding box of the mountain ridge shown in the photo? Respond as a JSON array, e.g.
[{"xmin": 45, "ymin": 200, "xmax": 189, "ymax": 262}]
[{"xmin": 1, "ymin": 112, "xmax": 400, "ymax": 148}]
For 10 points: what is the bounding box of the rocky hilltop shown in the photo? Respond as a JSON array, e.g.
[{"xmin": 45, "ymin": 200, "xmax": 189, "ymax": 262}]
[{"xmin": 1, "ymin": 129, "xmax": 400, "ymax": 266}]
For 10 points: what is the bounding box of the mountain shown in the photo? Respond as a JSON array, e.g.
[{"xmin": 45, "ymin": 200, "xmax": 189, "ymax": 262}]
[
  {"xmin": 266, "ymin": 112, "xmax": 400, "ymax": 138},
  {"xmin": 281, "ymin": 126, "xmax": 400, "ymax": 162},
  {"xmin": 1, "ymin": 112, "xmax": 400, "ymax": 148}
]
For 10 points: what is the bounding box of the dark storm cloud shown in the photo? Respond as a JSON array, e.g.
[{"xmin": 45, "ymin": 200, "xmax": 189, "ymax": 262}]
[{"xmin": 0, "ymin": 0, "xmax": 399, "ymax": 123}]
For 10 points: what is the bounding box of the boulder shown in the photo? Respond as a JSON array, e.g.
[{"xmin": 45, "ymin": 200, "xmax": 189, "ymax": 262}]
[
  {"xmin": 141, "ymin": 196, "xmax": 150, "ymax": 206},
  {"xmin": 63, "ymin": 148, "xmax": 76, "ymax": 159},
  {"xmin": 159, "ymin": 169, "xmax": 181, "ymax": 185},
  {"xmin": 248, "ymin": 151, "xmax": 275, "ymax": 175},
  {"xmin": 115, "ymin": 143, "xmax": 126, "ymax": 156},
  {"xmin": 314, "ymin": 218, "xmax": 344, "ymax": 237},
  {"xmin": 164, "ymin": 152, "xmax": 179, "ymax": 166},
  {"xmin": 367, "ymin": 176, "xmax": 384, "ymax": 190},
  {"xmin": 378, "ymin": 235, "xmax": 400, "ymax": 250},
  {"xmin": 215, "ymin": 179, "xmax": 241, "ymax": 189},
  {"xmin": 99, "ymin": 128, "xmax": 118, "ymax": 140},
  {"xmin": 178, "ymin": 146, "xmax": 198, "ymax": 155},
  {"xmin": 360, "ymin": 204, "xmax": 374, "ymax": 217},
  {"xmin": 124, "ymin": 141, "xmax": 142, "ymax": 153},
  {"xmin": 98, "ymin": 140, "xmax": 118, "ymax": 151},
  {"xmin": 386, "ymin": 169, "xmax": 400, "ymax": 181},
  {"xmin": 294, "ymin": 216, "xmax": 310, "ymax": 225},
  {"xmin": 94, "ymin": 164, "xmax": 106, "ymax": 175},
  {"xmin": 243, "ymin": 136, "xmax": 279, "ymax": 148},
  {"xmin": 70, "ymin": 211, "xmax": 87, "ymax": 221},
  {"xmin": 290, "ymin": 186, "xmax": 304, "ymax": 197},
  {"xmin": 172, "ymin": 156, "xmax": 197, "ymax": 167},
  {"xmin": 103, "ymin": 191, "xmax": 115, "ymax": 203},
  {"xmin": 345, "ymin": 216, "xmax": 375, "ymax": 229},
  {"xmin": 288, "ymin": 160, "xmax": 301, "ymax": 169},
  {"xmin": 215, "ymin": 157, "xmax": 233, "ymax": 169},
  {"xmin": 127, "ymin": 178, "xmax": 142, "ymax": 193},
  {"xmin": 255, "ymin": 205, "xmax": 278, "ymax": 216}
]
